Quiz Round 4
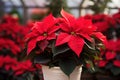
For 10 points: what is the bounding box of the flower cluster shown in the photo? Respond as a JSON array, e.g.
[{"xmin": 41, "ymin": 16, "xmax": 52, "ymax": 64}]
[
  {"xmin": 83, "ymin": 9, "xmax": 120, "ymax": 76},
  {"xmin": 0, "ymin": 55, "xmax": 43, "ymax": 80},
  {"xmin": 0, "ymin": 15, "xmax": 43, "ymax": 80},
  {"xmin": 0, "ymin": 15, "xmax": 24, "ymax": 55},
  {"xmin": 84, "ymin": 14, "xmax": 116, "ymax": 32},
  {"xmin": 98, "ymin": 39, "xmax": 120, "ymax": 75},
  {"xmin": 26, "ymin": 9, "xmax": 106, "ymax": 76},
  {"xmin": 0, "ymin": 56, "xmax": 34, "ymax": 75},
  {"xmin": 83, "ymin": 13, "xmax": 116, "ymax": 40},
  {"xmin": 0, "ymin": 38, "xmax": 20, "ymax": 55}
]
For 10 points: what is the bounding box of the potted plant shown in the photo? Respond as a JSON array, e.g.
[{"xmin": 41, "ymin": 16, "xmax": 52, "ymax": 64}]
[
  {"xmin": 96, "ymin": 39, "xmax": 120, "ymax": 80},
  {"xmin": 25, "ymin": 9, "xmax": 106, "ymax": 80},
  {"xmin": 0, "ymin": 15, "xmax": 39, "ymax": 80}
]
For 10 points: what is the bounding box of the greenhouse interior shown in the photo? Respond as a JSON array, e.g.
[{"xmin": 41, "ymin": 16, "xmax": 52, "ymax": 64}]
[{"xmin": 1, "ymin": 0, "xmax": 120, "ymax": 80}]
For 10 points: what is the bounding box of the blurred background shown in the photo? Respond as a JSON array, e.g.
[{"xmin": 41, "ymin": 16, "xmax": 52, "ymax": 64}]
[
  {"xmin": 1, "ymin": 0, "xmax": 120, "ymax": 80},
  {"xmin": 0, "ymin": 0, "xmax": 120, "ymax": 24}
]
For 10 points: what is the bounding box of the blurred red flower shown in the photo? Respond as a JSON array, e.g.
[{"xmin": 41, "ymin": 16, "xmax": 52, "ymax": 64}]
[{"xmin": 26, "ymin": 14, "xmax": 59, "ymax": 55}]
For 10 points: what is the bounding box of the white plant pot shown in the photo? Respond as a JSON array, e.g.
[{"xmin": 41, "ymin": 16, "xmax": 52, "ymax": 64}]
[{"xmin": 41, "ymin": 65, "xmax": 82, "ymax": 80}]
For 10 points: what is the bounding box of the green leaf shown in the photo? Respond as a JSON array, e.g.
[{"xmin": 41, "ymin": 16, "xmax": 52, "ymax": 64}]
[
  {"xmin": 85, "ymin": 60, "xmax": 96, "ymax": 73},
  {"xmin": 59, "ymin": 58, "xmax": 76, "ymax": 76},
  {"xmin": 26, "ymin": 73, "xmax": 33, "ymax": 80},
  {"xmin": 34, "ymin": 52, "xmax": 52, "ymax": 64},
  {"xmin": 25, "ymin": 51, "xmax": 36, "ymax": 60},
  {"xmin": 52, "ymin": 42, "xmax": 70, "ymax": 57},
  {"xmin": 85, "ymin": 40, "xmax": 95, "ymax": 50},
  {"xmin": 84, "ymin": 41, "xmax": 100, "ymax": 55},
  {"xmin": 111, "ymin": 67, "xmax": 120, "ymax": 75}
]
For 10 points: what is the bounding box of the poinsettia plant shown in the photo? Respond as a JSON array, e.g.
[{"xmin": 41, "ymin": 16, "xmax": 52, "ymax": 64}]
[
  {"xmin": 0, "ymin": 55, "xmax": 43, "ymax": 80},
  {"xmin": 25, "ymin": 9, "xmax": 106, "ymax": 76},
  {"xmin": 83, "ymin": 14, "xmax": 116, "ymax": 40},
  {"xmin": 0, "ymin": 15, "xmax": 25, "ymax": 55},
  {"xmin": 97, "ymin": 39, "xmax": 120, "ymax": 76},
  {"xmin": 0, "ymin": 15, "xmax": 43, "ymax": 80}
]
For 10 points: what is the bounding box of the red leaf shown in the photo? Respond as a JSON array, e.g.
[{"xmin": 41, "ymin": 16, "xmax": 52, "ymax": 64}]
[
  {"xmin": 4, "ymin": 56, "xmax": 17, "ymax": 65},
  {"xmin": 33, "ymin": 22, "xmax": 44, "ymax": 34},
  {"xmin": 42, "ymin": 14, "xmax": 57, "ymax": 28},
  {"xmin": 60, "ymin": 21, "xmax": 70, "ymax": 32},
  {"xmin": 32, "ymin": 22, "xmax": 42, "ymax": 30},
  {"xmin": 11, "ymin": 44, "xmax": 21, "ymax": 55},
  {"xmin": 15, "ymin": 70, "xmax": 24, "ymax": 76},
  {"xmin": 80, "ymin": 33, "xmax": 92, "ymax": 42},
  {"xmin": 77, "ymin": 18, "xmax": 96, "ymax": 33},
  {"xmin": 105, "ymin": 51, "xmax": 116, "ymax": 60},
  {"xmin": 92, "ymin": 32, "xmax": 106, "ymax": 42},
  {"xmin": 36, "ymin": 36, "xmax": 45, "ymax": 41},
  {"xmin": 48, "ymin": 25, "xmax": 60, "ymax": 35},
  {"xmin": 35, "ymin": 64, "xmax": 42, "ymax": 69},
  {"xmin": 25, "ymin": 30, "xmax": 38, "ymax": 41},
  {"xmin": 56, "ymin": 33, "xmax": 71, "ymax": 46},
  {"xmin": 114, "ymin": 60, "xmax": 120, "ymax": 67},
  {"xmin": 68, "ymin": 36, "xmax": 84, "ymax": 57},
  {"xmin": 98, "ymin": 60, "xmax": 108, "ymax": 67},
  {"xmin": 61, "ymin": 9, "xmax": 76, "ymax": 26},
  {"xmin": 38, "ymin": 40, "xmax": 49, "ymax": 51},
  {"xmin": 27, "ymin": 38, "xmax": 37, "ymax": 55},
  {"xmin": 106, "ymin": 40, "xmax": 116, "ymax": 51},
  {"xmin": 5, "ymin": 65, "xmax": 11, "ymax": 71},
  {"xmin": 115, "ymin": 39, "xmax": 120, "ymax": 51},
  {"xmin": 47, "ymin": 33, "xmax": 56, "ymax": 40},
  {"xmin": 12, "ymin": 64, "xmax": 23, "ymax": 71},
  {"xmin": 0, "ymin": 56, "xmax": 4, "ymax": 67}
]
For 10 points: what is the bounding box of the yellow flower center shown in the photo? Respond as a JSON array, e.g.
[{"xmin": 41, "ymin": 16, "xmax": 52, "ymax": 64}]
[
  {"xmin": 43, "ymin": 32, "xmax": 48, "ymax": 36},
  {"xmin": 71, "ymin": 31, "xmax": 76, "ymax": 35}
]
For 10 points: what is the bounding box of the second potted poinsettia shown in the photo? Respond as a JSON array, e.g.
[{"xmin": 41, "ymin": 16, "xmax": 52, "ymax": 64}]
[
  {"xmin": 97, "ymin": 39, "xmax": 120, "ymax": 76},
  {"xmin": 25, "ymin": 9, "xmax": 106, "ymax": 80}
]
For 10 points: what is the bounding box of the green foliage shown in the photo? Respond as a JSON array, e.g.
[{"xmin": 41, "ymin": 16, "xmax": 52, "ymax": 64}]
[
  {"xmin": 59, "ymin": 58, "xmax": 77, "ymax": 76},
  {"xmin": 89, "ymin": 0, "xmax": 112, "ymax": 14},
  {"xmin": 49, "ymin": 0, "xmax": 69, "ymax": 17},
  {"xmin": 111, "ymin": 67, "xmax": 120, "ymax": 76},
  {"xmin": 9, "ymin": 9, "xmax": 22, "ymax": 23},
  {"xmin": 52, "ymin": 41, "xmax": 70, "ymax": 57}
]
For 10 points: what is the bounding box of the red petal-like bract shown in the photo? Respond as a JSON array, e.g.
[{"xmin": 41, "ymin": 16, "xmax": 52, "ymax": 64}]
[
  {"xmin": 38, "ymin": 40, "xmax": 49, "ymax": 51},
  {"xmin": 42, "ymin": 14, "xmax": 57, "ymax": 29},
  {"xmin": 92, "ymin": 32, "xmax": 106, "ymax": 42},
  {"xmin": 56, "ymin": 10, "xmax": 106, "ymax": 57},
  {"xmin": 113, "ymin": 60, "xmax": 120, "ymax": 67},
  {"xmin": 61, "ymin": 9, "xmax": 76, "ymax": 26},
  {"xmin": 27, "ymin": 38, "xmax": 37, "ymax": 55},
  {"xmin": 105, "ymin": 51, "xmax": 116, "ymax": 60},
  {"xmin": 98, "ymin": 60, "xmax": 108, "ymax": 67},
  {"xmin": 68, "ymin": 36, "xmax": 84, "ymax": 56},
  {"xmin": 56, "ymin": 33, "xmax": 71, "ymax": 46},
  {"xmin": 0, "ymin": 56, "xmax": 4, "ymax": 67},
  {"xmin": 26, "ymin": 14, "xmax": 59, "ymax": 55}
]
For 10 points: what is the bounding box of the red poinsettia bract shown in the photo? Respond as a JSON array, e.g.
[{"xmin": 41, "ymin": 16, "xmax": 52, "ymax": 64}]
[
  {"xmin": 0, "ymin": 56, "xmax": 18, "ymax": 71},
  {"xmin": 113, "ymin": 60, "xmax": 120, "ymax": 67},
  {"xmin": 56, "ymin": 10, "xmax": 105, "ymax": 57},
  {"xmin": 92, "ymin": 14, "xmax": 116, "ymax": 32},
  {"xmin": 0, "ymin": 38, "xmax": 21, "ymax": 55},
  {"xmin": 105, "ymin": 51, "xmax": 116, "ymax": 60},
  {"xmin": 98, "ymin": 60, "xmax": 108, "ymax": 67},
  {"xmin": 26, "ymin": 14, "xmax": 59, "ymax": 55},
  {"xmin": 0, "ymin": 55, "xmax": 35, "ymax": 76},
  {"xmin": 12, "ymin": 60, "xmax": 35, "ymax": 76}
]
